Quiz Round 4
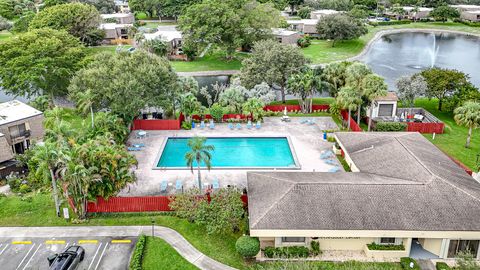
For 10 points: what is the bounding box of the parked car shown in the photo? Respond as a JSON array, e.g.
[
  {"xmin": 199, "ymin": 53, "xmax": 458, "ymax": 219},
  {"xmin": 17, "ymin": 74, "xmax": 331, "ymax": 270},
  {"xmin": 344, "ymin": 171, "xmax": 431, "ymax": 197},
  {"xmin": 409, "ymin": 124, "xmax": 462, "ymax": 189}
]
[{"xmin": 48, "ymin": 246, "xmax": 85, "ymax": 270}]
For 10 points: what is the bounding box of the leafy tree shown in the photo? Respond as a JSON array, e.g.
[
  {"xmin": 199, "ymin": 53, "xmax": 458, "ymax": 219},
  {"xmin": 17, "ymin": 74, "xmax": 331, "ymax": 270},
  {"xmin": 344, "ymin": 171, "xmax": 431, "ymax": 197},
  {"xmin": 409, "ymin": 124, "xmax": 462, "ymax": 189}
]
[
  {"xmin": 454, "ymin": 101, "xmax": 480, "ymax": 148},
  {"xmin": 0, "ymin": 0, "xmax": 14, "ymax": 19},
  {"xmin": 0, "ymin": 15, "xmax": 10, "ymax": 30},
  {"xmin": 287, "ymin": 0, "xmax": 304, "ymax": 15},
  {"xmin": 180, "ymin": 92, "xmax": 202, "ymax": 121},
  {"xmin": 0, "ymin": 28, "xmax": 85, "ymax": 99},
  {"xmin": 176, "ymin": 76, "xmax": 199, "ymax": 116},
  {"xmin": 242, "ymin": 98, "xmax": 265, "ymax": 121},
  {"xmin": 316, "ymin": 14, "xmax": 367, "ymax": 47},
  {"xmin": 29, "ymin": 95, "xmax": 50, "ymax": 112},
  {"xmin": 322, "ymin": 61, "xmax": 352, "ymax": 97},
  {"xmin": 336, "ymin": 86, "xmax": 361, "ymax": 130},
  {"xmin": 430, "ymin": 5, "xmax": 460, "ymax": 22},
  {"xmin": 219, "ymin": 81, "xmax": 247, "ymax": 114},
  {"xmin": 362, "ymin": 74, "xmax": 388, "ymax": 131},
  {"xmin": 287, "ymin": 68, "xmax": 322, "ymax": 113},
  {"xmin": 86, "ymin": 112, "xmax": 129, "ymax": 144},
  {"xmin": 185, "ymin": 136, "xmax": 215, "ymax": 189},
  {"xmin": 209, "ymin": 103, "xmax": 225, "ymax": 122},
  {"xmin": 390, "ymin": 4, "xmax": 406, "ymax": 18},
  {"xmin": 168, "ymin": 188, "xmax": 205, "ymax": 222},
  {"xmin": 304, "ymin": 0, "xmax": 353, "ymax": 11},
  {"xmin": 43, "ymin": 0, "xmax": 67, "ymax": 8},
  {"xmin": 349, "ymin": 4, "xmax": 370, "ymax": 19},
  {"xmin": 354, "ymin": 0, "xmax": 377, "ymax": 10},
  {"xmin": 456, "ymin": 250, "xmax": 480, "ymax": 270},
  {"xmin": 396, "ymin": 75, "xmax": 427, "ymax": 109},
  {"xmin": 68, "ymin": 50, "xmax": 177, "ymax": 124},
  {"xmin": 258, "ymin": 0, "xmax": 287, "ymax": 10},
  {"xmin": 297, "ymin": 5, "xmax": 312, "ymax": 19},
  {"xmin": 10, "ymin": 11, "xmax": 34, "ymax": 33},
  {"xmin": 78, "ymin": 0, "xmax": 115, "ymax": 14},
  {"xmin": 178, "ymin": 0, "xmax": 281, "ymax": 58},
  {"xmin": 141, "ymin": 38, "xmax": 170, "ymax": 56},
  {"xmin": 420, "ymin": 68, "xmax": 469, "ymax": 111},
  {"xmin": 446, "ymin": 83, "xmax": 480, "ymax": 111},
  {"xmin": 246, "ymin": 82, "xmax": 276, "ymax": 104},
  {"xmin": 29, "ymin": 3, "xmax": 103, "ymax": 45},
  {"xmin": 156, "ymin": 0, "xmax": 201, "ymax": 18},
  {"xmin": 240, "ymin": 39, "xmax": 307, "ymax": 103},
  {"xmin": 236, "ymin": 236, "xmax": 260, "ymax": 259}
]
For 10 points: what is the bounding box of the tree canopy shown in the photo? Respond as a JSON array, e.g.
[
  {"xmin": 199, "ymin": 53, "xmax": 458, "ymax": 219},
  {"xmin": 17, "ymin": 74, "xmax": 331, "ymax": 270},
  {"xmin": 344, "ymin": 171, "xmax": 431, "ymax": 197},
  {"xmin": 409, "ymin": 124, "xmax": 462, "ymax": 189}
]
[
  {"xmin": 240, "ymin": 39, "xmax": 307, "ymax": 103},
  {"xmin": 68, "ymin": 50, "xmax": 178, "ymax": 124},
  {"xmin": 29, "ymin": 2, "xmax": 104, "ymax": 45},
  {"xmin": 420, "ymin": 68, "xmax": 469, "ymax": 111},
  {"xmin": 454, "ymin": 101, "xmax": 480, "ymax": 148},
  {"xmin": 316, "ymin": 14, "xmax": 368, "ymax": 46},
  {"xmin": 396, "ymin": 74, "xmax": 427, "ymax": 108},
  {"xmin": 178, "ymin": 0, "xmax": 281, "ymax": 58},
  {"xmin": 0, "ymin": 28, "xmax": 85, "ymax": 99},
  {"xmin": 430, "ymin": 5, "xmax": 460, "ymax": 22}
]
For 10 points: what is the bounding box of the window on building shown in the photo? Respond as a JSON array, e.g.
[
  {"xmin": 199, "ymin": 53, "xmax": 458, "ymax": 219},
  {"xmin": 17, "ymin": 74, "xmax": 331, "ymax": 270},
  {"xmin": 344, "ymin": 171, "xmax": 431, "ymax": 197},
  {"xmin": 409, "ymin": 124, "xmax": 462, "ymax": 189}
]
[
  {"xmin": 379, "ymin": 238, "xmax": 396, "ymax": 245},
  {"xmin": 378, "ymin": 104, "xmax": 394, "ymax": 117},
  {"xmin": 8, "ymin": 123, "xmax": 26, "ymax": 139},
  {"xmin": 448, "ymin": 240, "xmax": 479, "ymax": 258},
  {"xmin": 281, "ymin": 237, "xmax": 305, "ymax": 243}
]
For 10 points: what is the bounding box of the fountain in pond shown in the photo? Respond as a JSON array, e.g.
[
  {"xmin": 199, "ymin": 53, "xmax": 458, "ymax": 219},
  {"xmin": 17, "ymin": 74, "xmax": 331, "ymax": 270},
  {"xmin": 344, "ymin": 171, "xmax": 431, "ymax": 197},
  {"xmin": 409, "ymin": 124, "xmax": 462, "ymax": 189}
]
[{"xmin": 428, "ymin": 33, "xmax": 440, "ymax": 68}]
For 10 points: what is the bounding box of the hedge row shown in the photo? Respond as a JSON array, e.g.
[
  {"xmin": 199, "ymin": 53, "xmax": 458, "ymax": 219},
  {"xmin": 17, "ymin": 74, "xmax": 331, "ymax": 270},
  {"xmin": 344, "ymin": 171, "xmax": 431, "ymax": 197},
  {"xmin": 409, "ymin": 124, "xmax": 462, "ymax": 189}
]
[
  {"xmin": 129, "ymin": 234, "xmax": 147, "ymax": 270},
  {"xmin": 436, "ymin": 262, "xmax": 451, "ymax": 270},
  {"xmin": 368, "ymin": 20, "xmax": 411, "ymax": 26},
  {"xmin": 375, "ymin": 122, "xmax": 407, "ymax": 132},
  {"xmin": 367, "ymin": 242, "xmax": 405, "ymax": 250},
  {"xmin": 264, "ymin": 246, "xmax": 310, "ymax": 258}
]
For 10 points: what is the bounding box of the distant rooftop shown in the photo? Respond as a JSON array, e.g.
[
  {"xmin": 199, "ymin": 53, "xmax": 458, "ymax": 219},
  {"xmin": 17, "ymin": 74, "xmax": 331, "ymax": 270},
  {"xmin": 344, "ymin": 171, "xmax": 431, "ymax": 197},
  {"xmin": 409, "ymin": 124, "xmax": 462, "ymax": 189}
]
[
  {"xmin": 100, "ymin": 23, "xmax": 132, "ymax": 30},
  {"xmin": 101, "ymin": 13, "xmax": 133, "ymax": 19},
  {"xmin": 286, "ymin": 19, "xmax": 318, "ymax": 25},
  {"xmin": 311, "ymin": 9, "xmax": 339, "ymax": 15},
  {"xmin": 375, "ymin": 92, "xmax": 398, "ymax": 101},
  {"xmin": 144, "ymin": 29, "xmax": 182, "ymax": 42},
  {"xmin": 272, "ymin": 28, "xmax": 298, "ymax": 36},
  {"xmin": 403, "ymin": 6, "xmax": 433, "ymax": 12},
  {"xmin": 0, "ymin": 100, "xmax": 42, "ymax": 126}
]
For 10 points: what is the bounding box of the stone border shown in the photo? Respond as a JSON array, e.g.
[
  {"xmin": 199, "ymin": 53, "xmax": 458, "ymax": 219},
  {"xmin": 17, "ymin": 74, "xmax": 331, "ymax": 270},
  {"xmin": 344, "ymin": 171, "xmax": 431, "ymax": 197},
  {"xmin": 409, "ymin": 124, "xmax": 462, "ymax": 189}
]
[{"xmin": 348, "ymin": 28, "xmax": 480, "ymax": 62}]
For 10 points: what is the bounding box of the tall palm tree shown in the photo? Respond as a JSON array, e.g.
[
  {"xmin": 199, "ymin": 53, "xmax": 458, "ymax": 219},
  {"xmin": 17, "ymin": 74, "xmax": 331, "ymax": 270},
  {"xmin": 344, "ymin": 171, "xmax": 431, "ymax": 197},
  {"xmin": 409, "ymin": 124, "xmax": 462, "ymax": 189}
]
[
  {"xmin": 362, "ymin": 74, "xmax": 388, "ymax": 132},
  {"xmin": 454, "ymin": 101, "xmax": 480, "ymax": 148},
  {"xmin": 337, "ymin": 86, "xmax": 362, "ymax": 130},
  {"xmin": 287, "ymin": 68, "xmax": 322, "ymax": 113},
  {"xmin": 345, "ymin": 62, "xmax": 372, "ymax": 124},
  {"xmin": 185, "ymin": 137, "xmax": 215, "ymax": 190},
  {"xmin": 76, "ymin": 89, "xmax": 95, "ymax": 129}
]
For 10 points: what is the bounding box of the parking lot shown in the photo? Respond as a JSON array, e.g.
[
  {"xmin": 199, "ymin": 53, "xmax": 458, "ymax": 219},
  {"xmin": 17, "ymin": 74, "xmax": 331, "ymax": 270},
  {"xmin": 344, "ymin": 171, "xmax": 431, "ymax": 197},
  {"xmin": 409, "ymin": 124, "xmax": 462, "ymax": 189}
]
[{"xmin": 0, "ymin": 236, "xmax": 137, "ymax": 270}]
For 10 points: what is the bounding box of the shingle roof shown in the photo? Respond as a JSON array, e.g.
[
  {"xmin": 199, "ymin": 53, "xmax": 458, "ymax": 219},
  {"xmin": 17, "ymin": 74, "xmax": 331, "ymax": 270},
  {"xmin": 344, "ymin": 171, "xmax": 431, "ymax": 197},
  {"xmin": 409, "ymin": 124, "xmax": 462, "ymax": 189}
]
[
  {"xmin": 0, "ymin": 100, "xmax": 42, "ymax": 126},
  {"xmin": 247, "ymin": 132, "xmax": 480, "ymax": 231}
]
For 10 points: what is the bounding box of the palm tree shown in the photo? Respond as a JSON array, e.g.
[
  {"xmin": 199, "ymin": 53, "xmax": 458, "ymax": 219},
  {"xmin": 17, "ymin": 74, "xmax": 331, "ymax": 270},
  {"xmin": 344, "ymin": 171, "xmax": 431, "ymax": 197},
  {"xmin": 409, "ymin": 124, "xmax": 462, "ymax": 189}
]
[
  {"xmin": 242, "ymin": 98, "xmax": 265, "ymax": 122},
  {"xmin": 322, "ymin": 62, "xmax": 350, "ymax": 97},
  {"xmin": 337, "ymin": 87, "xmax": 362, "ymax": 130},
  {"xmin": 454, "ymin": 101, "xmax": 480, "ymax": 148},
  {"xmin": 76, "ymin": 89, "xmax": 95, "ymax": 128},
  {"xmin": 287, "ymin": 68, "xmax": 322, "ymax": 113},
  {"xmin": 345, "ymin": 62, "xmax": 372, "ymax": 124},
  {"xmin": 362, "ymin": 74, "xmax": 388, "ymax": 132},
  {"xmin": 185, "ymin": 137, "xmax": 215, "ymax": 189}
]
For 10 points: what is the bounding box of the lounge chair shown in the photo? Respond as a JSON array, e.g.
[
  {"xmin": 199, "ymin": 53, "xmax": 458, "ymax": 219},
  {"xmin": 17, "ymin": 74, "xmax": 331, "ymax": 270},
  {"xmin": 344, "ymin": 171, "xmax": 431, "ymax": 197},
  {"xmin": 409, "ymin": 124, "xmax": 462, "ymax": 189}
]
[
  {"xmin": 209, "ymin": 121, "xmax": 215, "ymax": 129},
  {"xmin": 325, "ymin": 159, "xmax": 336, "ymax": 165},
  {"xmin": 200, "ymin": 121, "xmax": 206, "ymax": 129},
  {"xmin": 246, "ymin": 120, "xmax": 252, "ymax": 129},
  {"xmin": 212, "ymin": 179, "xmax": 219, "ymax": 190},
  {"xmin": 228, "ymin": 123, "xmax": 234, "ymax": 130},
  {"xmin": 127, "ymin": 147, "xmax": 141, "ymax": 151},
  {"xmin": 132, "ymin": 143, "xmax": 145, "ymax": 148},
  {"xmin": 175, "ymin": 180, "xmax": 183, "ymax": 192},
  {"xmin": 328, "ymin": 167, "xmax": 340, "ymax": 173},
  {"xmin": 236, "ymin": 123, "xmax": 242, "ymax": 130},
  {"xmin": 160, "ymin": 180, "xmax": 168, "ymax": 192},
  {"xmin": 255, "ymin": 121, "xmax": 261, "ymax": 129}
]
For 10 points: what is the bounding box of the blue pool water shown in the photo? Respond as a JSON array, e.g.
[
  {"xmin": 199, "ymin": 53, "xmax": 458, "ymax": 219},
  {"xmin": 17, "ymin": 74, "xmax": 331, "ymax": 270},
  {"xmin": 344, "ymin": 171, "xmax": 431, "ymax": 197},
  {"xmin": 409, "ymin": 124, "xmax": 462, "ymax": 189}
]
[{"xmin": 157, "ymin": 137, "xmax": 297, "ymax": 168}]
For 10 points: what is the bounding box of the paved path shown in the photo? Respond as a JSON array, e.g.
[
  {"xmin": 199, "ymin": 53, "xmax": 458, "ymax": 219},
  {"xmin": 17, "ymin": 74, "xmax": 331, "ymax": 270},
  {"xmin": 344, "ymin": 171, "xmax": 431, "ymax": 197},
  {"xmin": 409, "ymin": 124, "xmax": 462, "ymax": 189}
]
[
  {"xmin": 0, "ymin": 226, "xmax": 237, "ymax": 270},
  {"xmin": 417, "ymin": 259, "xmax": 436, "ymax": 270},
  {"xmin": 177, "ymin": 70, "xmax": 240, "ymax": 77}
]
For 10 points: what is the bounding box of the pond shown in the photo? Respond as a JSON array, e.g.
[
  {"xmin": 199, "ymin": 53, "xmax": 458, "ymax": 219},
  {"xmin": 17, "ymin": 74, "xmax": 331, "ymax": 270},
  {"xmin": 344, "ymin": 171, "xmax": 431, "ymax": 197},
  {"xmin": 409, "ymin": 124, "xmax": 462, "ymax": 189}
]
[{"xmin": 359, "ymin": 31, "xmax": 480, "ymax": 90}]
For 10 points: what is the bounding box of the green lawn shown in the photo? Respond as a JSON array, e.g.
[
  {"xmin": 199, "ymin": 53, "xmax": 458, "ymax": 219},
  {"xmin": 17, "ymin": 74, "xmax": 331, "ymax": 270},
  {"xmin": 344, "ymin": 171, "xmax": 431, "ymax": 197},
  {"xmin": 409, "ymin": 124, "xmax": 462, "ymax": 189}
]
[
  {"xmin": 143, "ymin": 236, "xmax": 199, "ymax": 270},
  {"xmin": 142, "ymin": 21, "xmax": 177, "ymax": 29},
  {"xmin": 251, "ymin": 261, "xmax": 403, "ymax": 270},
  {"xmin": 406, "ymin": 98, "xmax": 480, "ymax": 172},
  {"xmin": 171, "ymin": 51, "xmax": 246, "ymax": 72},
  {"xmin": 0, "ymin": 31, "xmax": 12, "ymax": 42}
]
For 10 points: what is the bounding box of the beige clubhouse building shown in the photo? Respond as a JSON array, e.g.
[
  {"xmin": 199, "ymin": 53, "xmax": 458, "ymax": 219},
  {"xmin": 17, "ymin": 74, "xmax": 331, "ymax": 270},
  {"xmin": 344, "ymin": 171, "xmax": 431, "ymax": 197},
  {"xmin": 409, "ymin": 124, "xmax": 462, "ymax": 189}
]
[{"xmin": 247, "ymin": 132, "xmax": 480, "ymax": 260}]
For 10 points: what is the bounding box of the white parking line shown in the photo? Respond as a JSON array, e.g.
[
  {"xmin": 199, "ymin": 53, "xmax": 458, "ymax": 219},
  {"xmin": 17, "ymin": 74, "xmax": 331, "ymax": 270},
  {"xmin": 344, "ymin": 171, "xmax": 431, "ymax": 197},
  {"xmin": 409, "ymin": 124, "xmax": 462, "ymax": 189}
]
[
  {"xmin": 15, "ymin": 243, "xmax": 36, "ymax": 270},
  {"xmin": 87, "ymin": 243, "xmax": 103, "ymax": 270},
  {"xmin": 94, "ymin": 243, "xmax": 109, "ymax": 270},
  {"xmin": 0, "ymin": 244, "xmax": 9, "ymax": 256},
  {"xmin": 22, "ymin": 244, "xmax": 42, "ymax": 270}
]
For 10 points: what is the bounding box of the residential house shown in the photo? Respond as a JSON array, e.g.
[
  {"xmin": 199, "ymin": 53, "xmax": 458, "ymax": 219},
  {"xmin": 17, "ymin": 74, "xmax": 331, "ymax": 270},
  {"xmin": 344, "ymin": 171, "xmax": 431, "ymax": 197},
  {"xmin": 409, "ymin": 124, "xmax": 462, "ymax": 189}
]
[
  {"xmin": 247, "ymin": 132, "xmax": 480, "ymax": 261},
  {"xmin": 114, "ymin": 0, "xmax": 130, "ymax": 13},
  {"xmin": 143, "ymin": 28, "xmax": 183, "ymax": 58},
  {"xmin": 451, "ymin": 5, "xmax": 480, "ymax": 22},
  {"xmin": 286, "ymin": 19, "xmax": 319, "ymax": 35},
  {"xmin": 404, "ymin": 6, "xmax": 433, "ymax": 20},
  {"xmin": 310, "ymin": 9, "xmax": 339, "ymax": 19},
  {"xmin": 101, "ymin": 13, "xmax": 135, "ymax": 24},
  {"xmin": 272, "ymin": 28, "xmax": 301, "ymax": 45},
  {"xmin": 0, "ymin": 100, "xmax": 44, "ymax": 178},
  {"xmin": 367, "ymin": 92, "xmax": 399, "ymax": 119},
  {"xmin": 100, "ymin": 13, "xmax": 134, "ymax": 43}
]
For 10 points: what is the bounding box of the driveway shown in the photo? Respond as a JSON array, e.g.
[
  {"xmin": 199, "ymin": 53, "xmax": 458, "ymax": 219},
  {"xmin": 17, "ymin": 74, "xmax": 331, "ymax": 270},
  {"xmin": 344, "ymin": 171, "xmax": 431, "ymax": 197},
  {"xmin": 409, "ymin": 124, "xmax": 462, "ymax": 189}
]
[{"xmin": 0, "ymin": 236, "xmax": 136, "ymax": 270}]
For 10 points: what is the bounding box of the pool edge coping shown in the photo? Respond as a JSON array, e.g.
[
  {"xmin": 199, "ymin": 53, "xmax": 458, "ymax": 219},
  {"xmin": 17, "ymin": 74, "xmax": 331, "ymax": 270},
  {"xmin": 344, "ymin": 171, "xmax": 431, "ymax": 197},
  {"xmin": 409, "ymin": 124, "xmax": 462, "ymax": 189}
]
[{"xmin": 151, "ymin": 135, "xmax": 302, "ymax": 170}]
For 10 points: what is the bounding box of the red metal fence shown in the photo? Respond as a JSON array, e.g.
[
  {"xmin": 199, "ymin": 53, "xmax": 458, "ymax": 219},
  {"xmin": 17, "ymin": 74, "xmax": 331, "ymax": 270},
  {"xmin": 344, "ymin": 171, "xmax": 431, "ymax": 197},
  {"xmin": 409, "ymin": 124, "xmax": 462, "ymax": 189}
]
[
  {"xmin": 132, "ymin": 119, "xmax": 181, "ymax": 130},
  {"xmin": 263, "ymin": 104, "xmax": 330, "ymax": 112},
  {"xmin": 87, "ymin": 194, "xmax": 248, "ymax": 213},
  {"xmin": 406, "ymin": 122, "xmax": 444, "ymax": 134},
  {"xmin": 340, "ymin": 110, "xmax": 362, "ymax": 132}
]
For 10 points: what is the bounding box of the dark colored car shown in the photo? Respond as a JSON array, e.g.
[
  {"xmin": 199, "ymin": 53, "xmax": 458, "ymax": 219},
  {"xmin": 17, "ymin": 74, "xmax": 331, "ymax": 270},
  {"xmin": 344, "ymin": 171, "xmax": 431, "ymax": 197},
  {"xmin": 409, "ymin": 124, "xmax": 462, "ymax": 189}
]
[{"xmin": 48, "ymin": 246, "xmax": 85, "ymax": 270}]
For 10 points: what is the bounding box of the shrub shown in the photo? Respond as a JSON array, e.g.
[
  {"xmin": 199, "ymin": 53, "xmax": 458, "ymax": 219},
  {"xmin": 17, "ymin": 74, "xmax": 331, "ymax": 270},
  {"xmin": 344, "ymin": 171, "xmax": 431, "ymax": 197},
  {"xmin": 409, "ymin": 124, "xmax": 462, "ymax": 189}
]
[
  {"xmin": 400, "ymin": 257, "xmax": 420, "ymax": 270},
  {"xmin": 367, "ymin": 242, "xmax": 405, "ymax": 250},
  {"xmin": 310, "ymin": 241, "xmax": 321, "ymax": 256},
  {"xmin": 297, "ymin": 6, "xmax": 312, "ymax": 19},
  {"xmin": 181, "ymin": 121, "xmax": 192, "ymax": 130},
  {"xmin": 209, "ymin": 103, "xmax": 225, "ymax": 122},
  {"xmin": 263, "ymin": 246, "xmax": 310, "ymax": 258},
  {"xmin": 129, "ymin": 234, "xmax": 146, "ymax": 270},
  {"xmin": 236, "ymin": 236, "xmax": 260, "ymax": 258},
  {"xmin": 375, "ymin": 122, "xmax": 407, "ymax": 132},
  {"xmin": 436, "ymin": 262, "xmax": 451, "ymax": 270},
  {"xmin": 297, "ymin": 37, "xmax": 311, "ymax": 48}
]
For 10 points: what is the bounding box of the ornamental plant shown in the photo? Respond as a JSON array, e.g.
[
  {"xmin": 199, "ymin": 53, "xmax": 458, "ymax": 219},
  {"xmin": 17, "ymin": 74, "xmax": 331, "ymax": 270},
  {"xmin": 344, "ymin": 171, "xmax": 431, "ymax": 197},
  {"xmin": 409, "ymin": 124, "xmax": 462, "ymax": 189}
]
[{"xmin": 235, "ymin": 236, "xmax": 260, "ymax": 259}]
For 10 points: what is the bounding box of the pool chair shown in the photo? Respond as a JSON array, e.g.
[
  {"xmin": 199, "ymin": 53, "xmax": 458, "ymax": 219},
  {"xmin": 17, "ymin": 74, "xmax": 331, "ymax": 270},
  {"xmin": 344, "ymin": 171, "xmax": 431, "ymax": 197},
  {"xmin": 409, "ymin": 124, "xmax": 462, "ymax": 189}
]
[
  {"xmin": 255, "ymin": 121, "xmax": 261, "ymax": 129},
  {"xmin": 325, "ymin": 159, "xmax": 336, "ymax": 165},
  {"xmin": 212, "ymin": 179, "xmax": 220, "ymax": 190},
  {"xmin": 127, "ymin": 147, "xmax": 141, "ymax": 151},
  {"xmin": 175, "ymin": 180, "xmax": 183, "ymax": 192},
  {"xmin": 308, "ymin": 119, "xmax": 316, "ymax": 125},
  {"xmin": 236, "ymin": 123, "xmax": 242, "ymax": 130},
  {"xmin": 246, "ymin": 120, "xmax": 252, "ymax": 129},
  {"xmin": 228, "ymin": 123, "xmax": 234, "ymax": 130},
  {"xmin": 300, "ymin": 118, "xmax": 308, "ymax": 124},
  {"xmin": 200, "ymin": 121, "xmax": 206, "ymax": 129},
  {"xmin": 328, "ymin": 166, "xmax": 340, "ymax": 173},
  {"xmin": 209, "ymin": 121, "xmax": 215, "ymax": 129},
  {"xmin": 320, "ymin": 150, "xmax": 333, "ymax": 160},
  {"xmin": 132, "ymin": 143, "xmax": 145, "ymax": 148},
  {"xmin": 160, "ymin": 180, "xmax": 168, "ymax": 193}
]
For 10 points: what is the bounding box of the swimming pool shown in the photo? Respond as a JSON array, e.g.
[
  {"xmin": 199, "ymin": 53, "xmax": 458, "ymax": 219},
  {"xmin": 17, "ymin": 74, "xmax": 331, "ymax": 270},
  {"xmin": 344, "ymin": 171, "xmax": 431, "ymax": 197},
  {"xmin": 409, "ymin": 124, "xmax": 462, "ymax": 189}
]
[{"xmin": 155, "ymin": 137, "xmax": 300, "ymax": 169}]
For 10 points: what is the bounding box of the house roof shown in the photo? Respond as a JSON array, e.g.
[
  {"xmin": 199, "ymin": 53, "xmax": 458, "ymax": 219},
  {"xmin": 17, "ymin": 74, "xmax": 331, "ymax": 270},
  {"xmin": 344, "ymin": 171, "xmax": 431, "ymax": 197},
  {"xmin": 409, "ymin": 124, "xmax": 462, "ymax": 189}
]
[
  {"xmin": 287, "ymin": 19, "xmax": 318, "ymax": 25},
  {"xmin": 99, "ymin": 23, "xmax": 132, "ymax": 30},
  {"xmin": 247, "ymin": 132, "xmax": 480, "ymax": 232},
  {"xmin": 0, "ymin": 100, "xmax": 42, "ymax": 126},
  {"xmin": 311, "ymin": 9, "xmax": 339, "ymax": 15},
  {"xmin": 403, "ymin": 6, "xmax": 433, "ymax": 12},
  {"xmin": 144, "ymin": 30, "xmax": 182, "ymax": 42},
  {"xmin": 101, "ymin": 13, "xmax": 133, "ymax": 19},
  {"xmin": 272, "ymin": 28, "xmax": 299, "ymax": 37},
  {"xmin": 375, "ymin": 92, "xmax": 398, "ymax": 101}
]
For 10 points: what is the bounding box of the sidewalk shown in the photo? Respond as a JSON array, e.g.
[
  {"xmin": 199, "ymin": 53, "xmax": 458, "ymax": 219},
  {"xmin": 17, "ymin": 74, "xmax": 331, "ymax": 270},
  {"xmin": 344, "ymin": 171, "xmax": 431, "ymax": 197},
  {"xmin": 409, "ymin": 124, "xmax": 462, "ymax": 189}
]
[{"xmin": 0, "ymin": 226, "xmax": 237, "ymax": 270}]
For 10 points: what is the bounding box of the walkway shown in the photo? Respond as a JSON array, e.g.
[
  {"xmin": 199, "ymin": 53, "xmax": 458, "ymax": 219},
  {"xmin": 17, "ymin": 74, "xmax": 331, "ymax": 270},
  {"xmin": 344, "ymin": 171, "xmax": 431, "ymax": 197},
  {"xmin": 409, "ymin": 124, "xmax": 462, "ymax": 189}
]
[
  {"xmin": 0, "ymin": 226, "xmax": 237, "ymax": 270},
  {"xmin": 177, "ymin": 70, "xmax": 240, "ymax": 77}
]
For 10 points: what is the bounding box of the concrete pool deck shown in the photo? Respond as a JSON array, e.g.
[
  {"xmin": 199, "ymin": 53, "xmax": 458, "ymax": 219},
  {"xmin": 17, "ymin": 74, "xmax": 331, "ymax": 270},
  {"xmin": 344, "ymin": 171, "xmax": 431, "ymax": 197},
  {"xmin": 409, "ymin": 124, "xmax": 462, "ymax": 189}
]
[{"xmin": 120, "ymin": 116, "xmax": 341, "ymax": 196}]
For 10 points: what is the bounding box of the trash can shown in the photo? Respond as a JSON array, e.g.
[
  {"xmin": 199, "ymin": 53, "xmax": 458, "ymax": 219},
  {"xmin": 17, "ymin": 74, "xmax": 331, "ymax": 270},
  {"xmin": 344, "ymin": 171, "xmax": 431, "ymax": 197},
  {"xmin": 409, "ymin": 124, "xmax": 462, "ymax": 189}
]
[
  {"xmin": 323, "ymin": 131, "xmax": 327, "ymax": 140},
  {"xmin": 192, "ymin": 121, "xmax": 195, "ymax": 128}
]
